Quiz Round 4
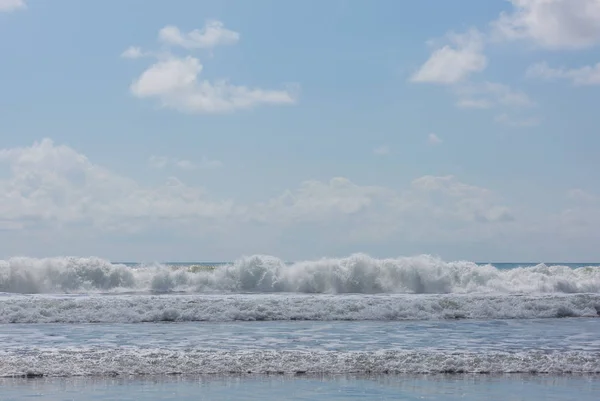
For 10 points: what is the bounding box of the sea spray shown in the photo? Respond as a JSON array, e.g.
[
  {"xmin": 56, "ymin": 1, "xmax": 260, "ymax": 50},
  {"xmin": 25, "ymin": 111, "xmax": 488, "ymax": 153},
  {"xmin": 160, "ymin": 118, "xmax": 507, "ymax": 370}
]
[{"xmin": 1, "ymin": 254, "xmax": 599, "ymax": 294}]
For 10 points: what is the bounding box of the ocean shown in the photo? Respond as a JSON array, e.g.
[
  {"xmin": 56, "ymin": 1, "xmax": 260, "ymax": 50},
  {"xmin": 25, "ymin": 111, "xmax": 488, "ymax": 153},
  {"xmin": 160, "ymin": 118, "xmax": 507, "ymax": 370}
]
[{"xmin": 1, "ymin": 254, "xmax": 599, "ymax": 400}]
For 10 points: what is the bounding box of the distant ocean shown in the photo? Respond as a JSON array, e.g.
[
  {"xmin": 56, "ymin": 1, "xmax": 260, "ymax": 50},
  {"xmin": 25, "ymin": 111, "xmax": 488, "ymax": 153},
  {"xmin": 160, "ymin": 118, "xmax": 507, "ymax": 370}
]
[{"xmin": 1, "ymin": 254, "xmax": 599, "ymax": 400}]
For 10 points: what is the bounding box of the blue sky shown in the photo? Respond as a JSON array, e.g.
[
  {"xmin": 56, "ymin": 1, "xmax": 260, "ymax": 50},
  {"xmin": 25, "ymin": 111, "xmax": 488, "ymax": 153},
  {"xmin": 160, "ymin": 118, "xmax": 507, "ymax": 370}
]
[{"xmin": 1, "ymin": 0, "xmax": 599, "ymax": 262}]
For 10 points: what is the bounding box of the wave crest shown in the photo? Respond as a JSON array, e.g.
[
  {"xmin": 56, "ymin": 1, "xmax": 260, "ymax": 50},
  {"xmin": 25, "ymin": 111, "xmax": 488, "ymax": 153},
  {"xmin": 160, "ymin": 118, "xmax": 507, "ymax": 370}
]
[{"xmin": 1, "ymin": 254, "xmax": 599, "ymax": 294}]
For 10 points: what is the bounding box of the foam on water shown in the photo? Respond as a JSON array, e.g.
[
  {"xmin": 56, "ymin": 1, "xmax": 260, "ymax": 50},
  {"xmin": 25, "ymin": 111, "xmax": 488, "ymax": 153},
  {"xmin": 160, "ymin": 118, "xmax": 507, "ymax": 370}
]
[
  {"xmin": 1, "ymin": 349, "xmax": 599, "ymax": 377},
  {"xmin": 1, "ymin": 293, "xmax": 599, "ymax": 323},
  {"xmin": 1, "ymin": 254, "xmax": 600, "ymax": 295}
]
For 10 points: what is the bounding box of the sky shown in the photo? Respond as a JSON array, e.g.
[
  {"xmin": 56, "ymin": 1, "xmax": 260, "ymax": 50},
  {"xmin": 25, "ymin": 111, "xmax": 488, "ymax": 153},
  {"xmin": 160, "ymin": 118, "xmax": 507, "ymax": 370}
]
[{"xmin": 0, "ymin": 0, "xmax": 599, "ymax": 262}]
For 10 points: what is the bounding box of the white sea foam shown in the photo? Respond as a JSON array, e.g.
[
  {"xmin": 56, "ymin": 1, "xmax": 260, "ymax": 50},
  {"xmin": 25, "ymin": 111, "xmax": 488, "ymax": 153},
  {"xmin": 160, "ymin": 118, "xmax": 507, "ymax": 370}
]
[
  {"xmin": 1, "ymin": 254, "xmax": 600, "ymax": 295},
  {"xmin": 1, "ymin": 293, "xmax": 599, "ymax": 323},
  {"xmin": 1, "ymin": 349, "xmax": 598, "ymax": 377}
]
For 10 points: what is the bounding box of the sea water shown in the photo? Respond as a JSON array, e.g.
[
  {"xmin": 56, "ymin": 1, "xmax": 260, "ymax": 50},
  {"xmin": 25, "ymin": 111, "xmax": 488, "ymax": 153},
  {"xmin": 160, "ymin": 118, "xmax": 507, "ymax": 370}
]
[
  {"xmin": 1, "ymin": 254, "xmax": 599, "ymax": 399},
  {"xmin": 2, "ymin": 375, "xmax": 600, "ymax": 400}
]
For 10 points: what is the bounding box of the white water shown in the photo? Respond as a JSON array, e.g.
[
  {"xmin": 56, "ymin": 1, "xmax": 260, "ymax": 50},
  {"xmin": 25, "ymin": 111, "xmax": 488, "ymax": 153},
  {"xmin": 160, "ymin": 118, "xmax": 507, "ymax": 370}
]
[
  {"xmin": 1, "ymin": 293, "xmax": 599, "ymax": 323},
  {"xmin": 1, "ymin": 349, "xmax": 599, "ymax": 377},
  {"xmin": 1, "ymin": 254, "xmax": 599, "ymax": 295},
  {"xmin": 3, "ymin": 254, "xmax": 600, "ymax": 380}
]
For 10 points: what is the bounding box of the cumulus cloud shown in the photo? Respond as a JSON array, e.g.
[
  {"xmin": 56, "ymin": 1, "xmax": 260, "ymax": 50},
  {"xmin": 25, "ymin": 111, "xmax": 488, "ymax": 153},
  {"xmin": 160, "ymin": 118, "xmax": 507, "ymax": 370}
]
[
  {"xmin": 568, "ymin": 189, "xmax": 598, "ymax": 203},
  {"xmin": 121, "ymin": 46, "xmax": 145, "ymax": 59},
  {"xmin": 427, "ymin": 133, "xmax": 442, "ymax": 145},
  {"xmin": 492, "ymin": 0, "xmax": 600, "ymax": 50},
  {"xmin": 148, "ymin": 155, "xmax": 169, "ymax": 169},
  {"xmin": 494, "ymin": 113, "xmax": 541, "ymax": 127},
  {"xmin": 410, "ymin": 29, "xmax": 487, "ymax": 84},
  {"xmin": 149, "ymin": 155, "xmax": 222, "ymax": 170},
  {"xmin": 373, "ymin": 145, "xmax": 390, "ymax": 155},
  {"xmin": 249, "ymin": 174, "xmax": 515, "ymax": 245},
  {"xmin": 174, "ymin": 159, "xmax": 197, "ymax": 170},
  {"xmin": 0, "ymin": 139, "xmax": 234, "ymax": 232},
  {"xmin": 407, "ymin": 175, "xmax": 514, "ymax": 224},
  {"xmin": 0, "ymin": 140, "xmax": 514, "ymax": 243},
  {"xmin": 158, "ymin": 21, "xmax": 240, "ymax": 49},
  {"xmin": 410, "ymin": 0, "xmax": 600, "ymax": 127},
  {"xmin": 124, "ymin": 22, "xmax": 296, "ymax": 113},
  {"xmin": 130, "ymin": 56, "xmax": 295, "ymax": 113},
  {"xmin": 526, "ymin": 61, "xmax": 600, "ymax": 85},
  {"xmin": 0, "ymin": 0, "xmax": 25, "ymax": 12},
  {"xmin": 409, "ymin": 27, "xmax": 535, "ymax": 125},
  {"xmin": 550, "ymin": 188, "xmax": 600, "ymax": 239},
  {"xmin": 455, "ymin": 82, "xmax": 536, "ymax": 109},
  {"xmin": 253, "ymin": 177, "xmax": 392, "ymax": 225}
]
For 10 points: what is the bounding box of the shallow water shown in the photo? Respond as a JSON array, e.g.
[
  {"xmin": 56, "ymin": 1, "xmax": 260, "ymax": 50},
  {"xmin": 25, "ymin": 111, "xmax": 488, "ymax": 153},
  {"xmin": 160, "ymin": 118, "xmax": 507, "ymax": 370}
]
[
  {"xmin": 1, "ymin": 319, "xmax": 600, "ymax": 377},
  {"xmin": 2, "ymin": 319, "xmax": 600, "ymax": 352},
  {"xmin": 1, "ymin": 375, "xmax": 599, "ymax": 401}
]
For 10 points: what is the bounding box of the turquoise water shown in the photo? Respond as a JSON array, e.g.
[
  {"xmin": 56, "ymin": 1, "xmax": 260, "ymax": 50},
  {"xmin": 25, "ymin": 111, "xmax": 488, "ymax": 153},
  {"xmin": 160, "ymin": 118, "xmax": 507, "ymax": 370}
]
[{"xmin": 1, "ymin": 255, "xmax": 600, "ymax": 399}]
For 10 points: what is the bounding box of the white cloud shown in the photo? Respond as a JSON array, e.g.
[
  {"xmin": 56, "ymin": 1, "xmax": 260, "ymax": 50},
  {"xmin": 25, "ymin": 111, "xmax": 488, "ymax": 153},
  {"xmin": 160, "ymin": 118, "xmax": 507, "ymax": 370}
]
[
  {"xmin": 0, "ymin": 139, "xmax": 236, "ymax": 232},
  {"xmin": 567, "ymin": 189, "xmax": 598, "ymax": 203},
  {"xmin": 410, "ymin": 29, "xmax": 487, "ymax": 84},
  {"xmin": 409, "ymin": 30, "xmax": 536, "ymax": 124},
  {"xmin": 130, "ymin": 55, "xmax": 295, "ymax": 113},
  {"xmin": 494, "ymin": 113, "xmax": 541, "ymax": 127},
  {"xmin": 526, "ymin": 61, "xmax": 600, "ymax": 85},
  {"xmin": 148, "ymin": 156, "xmax": 169, "ymax": 169},
  {"xmin": 254, "ymin": 177, "xmax": 390, "ymax": 225},
  {"xmin": 125, "ymin": 23, "xmax": 296, "ymax": 114},
  {"xmin": 550, "ymin": 188, "xmax": 600, "ymax": 238},
  {"xmin": 196, "ymin": 157, "xmax": 223, "ymax": 170},
  {"xmin": 492, "ymin": 0, "xmax": 600, "ymax": 49},
  {"xmin": 121, "ymin": 46, "xmax": 145, "ymax": 59},
  {"xmin": 131, "ymin": 56, "xmax": 202, "ymax": 98},
  {"xmin": 0, "ymin": 140, "xmax": 514, "ymax": 244},
  {"xmin": 175, "ymin": 159, "xmax": 197, "ymax": 170},
  {"xmin": 251, "ymin": 175, "xmax": 514, "ymax": 243},
  {"xmin": 407, "ymin": 175, "xmax": 514, "ymax": 224},
  {"xmin": 409, "ymin": 0, "xmax": 600, "ymax": 128},
  {"xmin": 427, "ymin": 133, "xmax": 442, "ymax": 145},
  {"xmin": 455, "ymin": 82, "xmax": 536, "ymax": 109},
  {"xmin": 149, "ymin": 155, "xmax": 222, "ymax": 170},
  {"xmin": 0, "ymin": 0, "xmax": 25, "ymax": 12},
  {"xmin": 158, "ymin": 20, "xmax": 240, "ymax": 49},
  {"xmin": 373, "ymin": 145, "xmax": 390, "ymax": 155}
]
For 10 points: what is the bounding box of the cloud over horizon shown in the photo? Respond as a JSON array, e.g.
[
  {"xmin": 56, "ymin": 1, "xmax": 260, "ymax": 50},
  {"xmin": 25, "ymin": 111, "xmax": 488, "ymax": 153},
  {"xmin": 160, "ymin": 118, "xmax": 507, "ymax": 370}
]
[{"xmin": 0, "ymin": 139, "xmax": 523, "ymax": 256}]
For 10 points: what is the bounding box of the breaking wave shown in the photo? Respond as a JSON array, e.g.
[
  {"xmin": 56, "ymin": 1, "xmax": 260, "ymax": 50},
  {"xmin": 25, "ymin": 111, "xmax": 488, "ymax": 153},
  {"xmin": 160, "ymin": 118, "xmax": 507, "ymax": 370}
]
[
  {"xmin": 1, "ymin": 349, "xmax": 599, "ymax": 377},
  {"xmin": 1, "ymin": 254, "xmax": 599, "ymax": 295},
  {"xmin": 1, "ymin": 293, "xmax": 599, "ymax": 323}
]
